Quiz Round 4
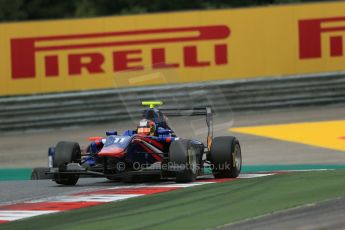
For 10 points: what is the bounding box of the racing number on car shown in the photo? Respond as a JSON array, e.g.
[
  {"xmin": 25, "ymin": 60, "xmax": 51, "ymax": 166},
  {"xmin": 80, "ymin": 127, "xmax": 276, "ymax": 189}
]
[{"xmin": 113, "ymin": 138, "xmax": 125, "ymax": 143}]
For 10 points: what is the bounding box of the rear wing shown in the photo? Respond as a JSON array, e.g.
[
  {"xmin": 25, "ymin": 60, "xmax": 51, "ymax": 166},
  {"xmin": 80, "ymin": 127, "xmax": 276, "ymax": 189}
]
[{"xmin": 161, "ymin": 107, "xmax": 213, "ymax": 150}]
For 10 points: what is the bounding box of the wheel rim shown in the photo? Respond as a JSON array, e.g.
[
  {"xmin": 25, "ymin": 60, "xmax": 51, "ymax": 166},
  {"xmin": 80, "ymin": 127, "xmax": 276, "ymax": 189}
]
[
  {"xmin": 188, "ymin": 148, "xmax": 197, "ymax": 174},
  {"xmin": 233, "ymin": 144, "xmax": 242, "ymax": 170}
]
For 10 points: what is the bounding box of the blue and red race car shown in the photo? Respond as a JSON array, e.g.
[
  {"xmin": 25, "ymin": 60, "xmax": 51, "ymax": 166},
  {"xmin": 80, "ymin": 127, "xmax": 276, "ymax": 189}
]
[{"xmin": 46, "ymin": 101, "xmax": 242, "ymax": 185}]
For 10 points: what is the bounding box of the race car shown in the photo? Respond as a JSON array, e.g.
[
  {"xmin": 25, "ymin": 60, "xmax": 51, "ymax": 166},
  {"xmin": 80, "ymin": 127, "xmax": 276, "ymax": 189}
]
[{"xmin": 47, "ymin": 101, "xmax": 242, "ymax": 185}]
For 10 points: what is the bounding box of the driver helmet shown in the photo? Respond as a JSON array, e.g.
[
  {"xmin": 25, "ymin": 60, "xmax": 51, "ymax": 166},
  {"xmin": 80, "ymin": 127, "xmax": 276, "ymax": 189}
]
[{"xmin": 137, "ymin": 119, "xmax": 156, "ymax": 136}]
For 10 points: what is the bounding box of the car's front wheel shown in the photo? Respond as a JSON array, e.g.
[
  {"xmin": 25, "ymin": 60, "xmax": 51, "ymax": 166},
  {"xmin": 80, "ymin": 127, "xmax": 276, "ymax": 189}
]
[
  {"xmin": 53, "ymin": 141, "xmax": 81, "ymax": 185},
  {"xmin": 31, "ymin": 167, "xmax": 51, "ymax": 180}
]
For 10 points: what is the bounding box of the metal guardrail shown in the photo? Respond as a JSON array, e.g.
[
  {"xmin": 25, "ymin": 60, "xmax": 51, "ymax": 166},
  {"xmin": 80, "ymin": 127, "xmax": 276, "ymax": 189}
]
[{"xmin": 1, "ymin": 72, "xmax": 345, "ymax": 131}]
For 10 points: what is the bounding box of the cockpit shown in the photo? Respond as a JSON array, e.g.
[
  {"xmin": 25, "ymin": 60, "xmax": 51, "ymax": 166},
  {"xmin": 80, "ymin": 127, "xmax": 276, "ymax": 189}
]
[{"xmin": 141, "ymin": 109, "xmax": 170, "ymax": 130}]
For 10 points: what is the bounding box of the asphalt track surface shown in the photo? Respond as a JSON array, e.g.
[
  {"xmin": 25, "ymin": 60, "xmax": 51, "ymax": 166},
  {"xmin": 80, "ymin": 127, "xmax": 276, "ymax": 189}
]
[
  {"xmin": 0, "ymin": 178, "xmax": 121, "ymax": 205},
  {"xmin": 0, "ymin": 105, "xmax": 345, "ymax": 228}
]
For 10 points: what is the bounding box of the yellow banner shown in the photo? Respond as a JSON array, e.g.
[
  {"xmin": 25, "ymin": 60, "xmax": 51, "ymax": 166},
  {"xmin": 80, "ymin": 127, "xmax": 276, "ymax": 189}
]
[{"xmin": 1, "ymin": 1, "xmax": 345, "ymax": 96}]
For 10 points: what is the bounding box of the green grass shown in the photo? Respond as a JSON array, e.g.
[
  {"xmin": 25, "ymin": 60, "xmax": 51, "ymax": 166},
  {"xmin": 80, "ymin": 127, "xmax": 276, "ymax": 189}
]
[{"xmin": 2, "ymin": 170, "xmax": 345, "ymax": 230}]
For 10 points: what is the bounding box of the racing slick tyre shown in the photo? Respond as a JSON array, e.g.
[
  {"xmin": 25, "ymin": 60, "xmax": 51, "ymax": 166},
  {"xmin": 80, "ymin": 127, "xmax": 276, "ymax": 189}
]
[
  {"xmin": 53, "ymin": 141, "xmax": 81, "ymax": 185},
  {"xmin": 31, "ymin": 167, "xmax": 51, "ymax": 180},
  {"xmin": 169, "ymin": 139, "xmax": 199, "ymax": 183},
  {"xmin": 209, "ymin": 136, "xmax": 242, "ymax": 178}
]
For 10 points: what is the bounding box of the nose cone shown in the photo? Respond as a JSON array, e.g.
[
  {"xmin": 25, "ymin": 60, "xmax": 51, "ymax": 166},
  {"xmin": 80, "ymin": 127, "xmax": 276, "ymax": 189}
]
[{"xmin": 98, "ymin": 147, "xmax": 125, "ymax": 158}]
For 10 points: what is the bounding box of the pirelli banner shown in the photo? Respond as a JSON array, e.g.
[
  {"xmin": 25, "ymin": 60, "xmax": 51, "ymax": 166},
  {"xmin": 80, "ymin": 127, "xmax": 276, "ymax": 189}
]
[{"xmin": 1, "ymin": 1, "xmax": 345, "ymax": 96}]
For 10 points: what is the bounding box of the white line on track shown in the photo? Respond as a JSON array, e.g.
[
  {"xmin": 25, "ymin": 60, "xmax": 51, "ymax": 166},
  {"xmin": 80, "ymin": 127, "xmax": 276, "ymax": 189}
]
[
  {"xmin": 28, "ymin": 194, "xmax": 142, "ymax": 203},
  {"xmin": 0, "ymin": 210, "xmax": 58, "ymax": 221}
]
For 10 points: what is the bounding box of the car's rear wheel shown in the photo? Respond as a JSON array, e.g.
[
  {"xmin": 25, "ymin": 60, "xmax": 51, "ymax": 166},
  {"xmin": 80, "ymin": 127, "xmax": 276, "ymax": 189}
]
[
  {"xmin": 53, "ymin": 141, "xmax": 81, "ymax": 185},
  {"xmin": 169, "ymin": 139, "xmax": 199, "ymax": 183},
  {"xmin": 209, "ymin": 136, "xmax": 242, "ymax": 178}
]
